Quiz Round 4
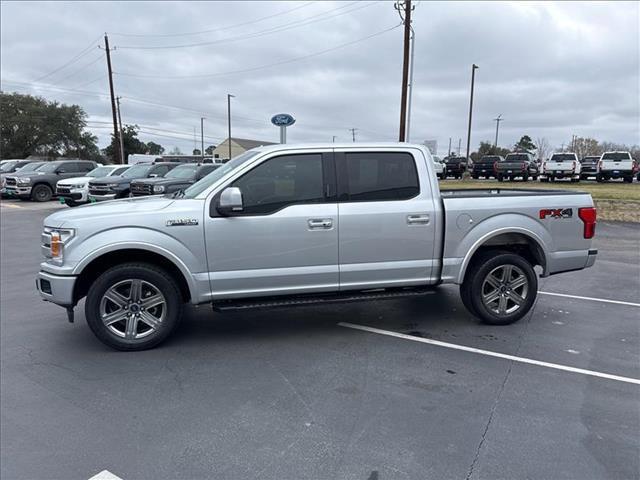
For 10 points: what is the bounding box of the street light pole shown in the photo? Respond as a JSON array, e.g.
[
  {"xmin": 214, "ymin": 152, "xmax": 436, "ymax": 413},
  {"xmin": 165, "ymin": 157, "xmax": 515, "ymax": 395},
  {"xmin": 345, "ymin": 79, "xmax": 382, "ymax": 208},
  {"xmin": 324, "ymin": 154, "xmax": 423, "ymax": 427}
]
[
  {"xmin": 465, "ymin": 64, "xmax": 479, "ymax": 162},
  {"xmin": 200, "ymin": 117, "xmax": 205, "ymax": 159},
  {"xmin": 406, "ymin": 26, "xmax": 416, "ymax": 142},
  {"xmin": 494, "ymin": 114, "xmax": 503, "ymax": 147},
  {"xmin": 227, "ymin": 94, "xmax": 235, "ymax": 160}
]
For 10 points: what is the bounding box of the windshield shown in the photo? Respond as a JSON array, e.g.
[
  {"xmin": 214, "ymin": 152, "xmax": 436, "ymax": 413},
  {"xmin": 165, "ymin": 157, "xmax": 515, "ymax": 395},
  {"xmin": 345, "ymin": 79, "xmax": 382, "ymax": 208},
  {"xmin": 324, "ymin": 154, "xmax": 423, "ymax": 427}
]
[
  {"xmin": 0, "ymin": 161, "xmax": 19, "ymax": 172},
  {"xmin": 505, "ymin": 154, "xmax": 529, "ymax": 162},
  {"xmin": 121, "ymin": 164, "xmax": 153, "ymax": 178},
  {"xmin": 445, "ymin": 157, "xmax": 463, "ymax": 163},
  {"xmin": 36, "ymin": 162, "xmax": 62, "ymax": 173},
  {"xmin": 549, "ymin": 154, "xmax": 576, "ymax": 162},
  {"xmin": 480, "ymin": 156, "xmax": 501, "ymax": 163},
  {"xmin": 88, "ymin": 166, "xmax": 117, "ymax": 178},
  {"xmin": 182, "ymin": 151, "xmax": 261, "ymax": 199},
  {"xmin": 602, "ymin": 152, "xmax": 631, "ymax": 161},
  {"xmin": 165, "ymin": 164, "xmax": 198, "ymax": 179},
  {"xmin": 17, "ymin": 162, "xmax": 45, "ymax": 172},
  {"xmin": 581, "ymin": 157, "xmax": 599, "ymax": 162}
]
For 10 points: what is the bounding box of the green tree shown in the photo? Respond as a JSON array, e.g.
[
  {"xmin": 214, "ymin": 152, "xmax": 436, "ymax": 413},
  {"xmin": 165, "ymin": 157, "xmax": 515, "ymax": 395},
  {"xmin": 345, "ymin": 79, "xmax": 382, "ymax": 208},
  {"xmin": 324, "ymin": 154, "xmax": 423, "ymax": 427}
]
[
  {"xmin": 514, "ymin": 135, "xmax": 536, "ymax": 152},
  {"xmin": 470, "ymin": 141, "xmax": 511, "ymax": 161},
  {"xmin": 102, "ymin": 124, "xmax": 148, "ymax": 163},
  {"xmin": 146, "ymin": 141, "xmax": 164, "ymax": 155},
  {"xmin": 192, "ymin": 148, "xmax": 201, "ymax": 155},
  {"xmin": 0, "ymin": 91, "xmax": 100, "ymax": 160}
]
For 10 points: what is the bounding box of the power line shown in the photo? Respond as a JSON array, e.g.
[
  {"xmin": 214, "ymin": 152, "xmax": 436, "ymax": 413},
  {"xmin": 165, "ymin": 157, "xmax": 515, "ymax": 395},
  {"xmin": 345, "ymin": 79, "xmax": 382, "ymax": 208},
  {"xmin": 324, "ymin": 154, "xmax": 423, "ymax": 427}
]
[
  {"xmin": 115, "ymin": 1, "xmax": 370, "ymax": 49},
  {"xmin": 110, "ymin": 2, "xmax": 316, "ymax": 38},
  {"xmin": 32, "ymin": 35, "xmax": 102, "ymax": 83},
  {"xmin": 69, "ymin": 74, "xmax": 106, "ymax": 90},
  {"xmin": 115, "ymin": 23, "xmax": 400, "ymax": 79},
  {"xmin": 47, "ymin": 54, "xmax": 104, "ymax": 86}
]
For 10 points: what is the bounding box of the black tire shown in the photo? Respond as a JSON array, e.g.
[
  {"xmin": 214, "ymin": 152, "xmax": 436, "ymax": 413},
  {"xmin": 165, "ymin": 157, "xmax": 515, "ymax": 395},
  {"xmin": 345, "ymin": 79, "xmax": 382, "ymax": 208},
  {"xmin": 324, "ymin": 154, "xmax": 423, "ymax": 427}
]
[
  {"xmin": 31, "ymin": 184, "xmax": 52, "ymax": 202},
  {"xmin": 472, "ymin": 174, "xmax": 479, "ymax": 180},
  {"xmin": 85, "ymin": 263, "xmax": 183, "ymax": 351},
  {"xmin": 497, "ymin": 174, "xmax": 504, "ymax": 182},
  {"xmin": 522, "ymin": 173, "xmax": 529, "ymax": 182},
  {"xmin": 624, "ymin": 176, "xmax": 633, "ymax": 183},
  {"xmin": 462, "ymin": 251, "xmax": 537, "ymax": 325}
]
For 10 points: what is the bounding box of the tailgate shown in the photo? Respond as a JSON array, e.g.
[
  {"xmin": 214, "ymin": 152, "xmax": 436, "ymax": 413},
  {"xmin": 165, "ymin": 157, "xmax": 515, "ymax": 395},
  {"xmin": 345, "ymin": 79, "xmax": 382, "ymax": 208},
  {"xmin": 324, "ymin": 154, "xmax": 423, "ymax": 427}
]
[
  {"xmin": 601, "ymin": 161, "xmax": 633, "ymax": 171},
  {"xmin": 544, "ymin": 161, "xmax": 573, "ymax": 171}
]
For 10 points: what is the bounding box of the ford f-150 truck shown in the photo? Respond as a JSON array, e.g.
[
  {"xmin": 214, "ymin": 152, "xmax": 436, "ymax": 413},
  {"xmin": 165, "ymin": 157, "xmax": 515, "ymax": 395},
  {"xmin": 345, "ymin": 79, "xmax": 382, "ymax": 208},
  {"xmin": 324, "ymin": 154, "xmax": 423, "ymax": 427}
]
[
  {"xmin": 540, "ymin": 153, "xmax": 581, "ymax": 182},
  {"xmin": 88, "ymin": 162, "xmax": 178, "ymax": 202},
  {"xmin": 130, "ymin": 163, "xmax": 219, "ymax": 197},
  {"xmin": 496, "ymin": 153, "xmax": 539, "ymax": 182},
  {"xmin": 597, "ymin": 151, "xmax": 635, "ymax": 183},
  {"xmin": 36, "ymin": 143, "xmax": 598, "ymax": 351}
]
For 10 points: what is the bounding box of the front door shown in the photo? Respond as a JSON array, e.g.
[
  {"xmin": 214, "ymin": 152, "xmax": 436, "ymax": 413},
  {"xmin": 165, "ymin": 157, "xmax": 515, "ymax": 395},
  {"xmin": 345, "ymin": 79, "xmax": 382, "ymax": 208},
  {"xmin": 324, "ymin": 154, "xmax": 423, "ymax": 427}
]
[
  {"xmin": 205, "ymin": 151, "xmax": 338, "ymax": 299},
  {"xmin": 336, "ymin": 150, "xmax": 438, "ymax": 290}
]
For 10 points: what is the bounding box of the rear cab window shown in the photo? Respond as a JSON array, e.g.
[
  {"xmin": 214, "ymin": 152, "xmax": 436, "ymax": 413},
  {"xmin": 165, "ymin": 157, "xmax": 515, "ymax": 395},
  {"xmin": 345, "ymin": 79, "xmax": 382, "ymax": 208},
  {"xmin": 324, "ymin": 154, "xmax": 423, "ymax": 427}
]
[
  {"xmin": 549, "ymin": 154, "xmax": 576, "ymax": 162},
  {"xmin": 340, "ymin": 152, "xmax": 419, "ymax": 202},
  {"xmin": 601, "ymin": 152, "xmax": 631, "ymax": 161}
]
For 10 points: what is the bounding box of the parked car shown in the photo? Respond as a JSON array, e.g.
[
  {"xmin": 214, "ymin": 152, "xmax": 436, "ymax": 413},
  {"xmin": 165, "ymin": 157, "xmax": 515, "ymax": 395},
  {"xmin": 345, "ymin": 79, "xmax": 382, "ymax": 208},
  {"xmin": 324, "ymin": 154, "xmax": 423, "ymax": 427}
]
[
  {"xmin": 472, "ymin": 155, "xmax": 503, "ymax": 179},
  {"xmin": 496, "ymin": 152, "xmax": 539, "ymax": 181},
  {"xmin": 4, "ymin": 160, "xmax": 98, "ymax": 201},
  {"xmin": 56, "ymin": 165, "xmax": 130, "ymax": 207},
  {"xmin": 1, "ymin": 161, "xmax": 47, "ymax": 197},
  {"xmin": 432, "ymin": 156, "xmax": 446, "ymax": 179},
  {"xmin": 443, "ymin": 156, "xmax": 467, "ymax": 179},
  {"xmin": 88, "ymin": 162, "xmax": 178, "ymax": 202},
  {"xmin": 36, "ymin": 143, "xmax": 598, "ymax": 350},
  {"xmin": 540, "ymin": 153, "xmax": 581, "ymax": 182},
  {"xmin": 597, "ymin": 151, "xmax": 635, "ymax": 183},
  {"xmin": 130, "ymin": 163, "xmax": 219, "ymax": 197},
  {"xmin": 580, "ymin": 156, "xmax": 600, "ymax": 180}
]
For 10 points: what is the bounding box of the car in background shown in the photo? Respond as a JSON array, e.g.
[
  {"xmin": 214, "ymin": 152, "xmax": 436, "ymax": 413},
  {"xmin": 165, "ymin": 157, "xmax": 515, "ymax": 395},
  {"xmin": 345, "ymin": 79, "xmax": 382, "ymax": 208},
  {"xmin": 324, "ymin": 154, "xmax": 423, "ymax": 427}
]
[
  {"xmin": 597, "ymin": 151, "xmax": 635, "ymax": 183},
  {"xmin": 540, "ymin": 153, "xmax": 580, "ymax": 182},
  {"xmin": 130, "ymin": 163, "xmax": 220, "ymax": 197},
  {"xmin": 4, "ymin": 160, "xmax": 98, "ymax": 201},
  {"xmin": 1, "ymin": 161, "xmax": 47, "ymax": 197},
  {"xmin": 443, "ymin": 156, "xmax": 467, "ymax": 179},
  {"xmin": 472, "ymin": 155, "xmax": 503, "ymax": 179},
  {"xmin": 56, "ymin": 165, "xmax": 130, "ymax": 207},
  {"xmin": 88, "ymin": 162, "xmax": 178, "ymax": 202},
  {"xmin": 432, "ymin": 156, "xmax": 446, "ymax": 179},
  {"xmin": 496, "ymin": 152, "xmax": 539, "ymax": 182},
  {"xmin": 580, "ymin": 156, "xmax": 600, "ymax": 180}
]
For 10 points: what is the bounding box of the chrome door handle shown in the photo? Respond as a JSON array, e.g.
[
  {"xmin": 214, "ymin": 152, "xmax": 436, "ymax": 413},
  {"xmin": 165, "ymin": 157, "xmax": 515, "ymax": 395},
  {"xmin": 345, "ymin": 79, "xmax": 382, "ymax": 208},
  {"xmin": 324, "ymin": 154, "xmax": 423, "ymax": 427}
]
[
  {"xmin": 407, "ymin": 214, "xmax": 430, "ymax": 225},
  {"xmin": 308, "ymin": 218, "xmax": 333, "ymax": 229}
]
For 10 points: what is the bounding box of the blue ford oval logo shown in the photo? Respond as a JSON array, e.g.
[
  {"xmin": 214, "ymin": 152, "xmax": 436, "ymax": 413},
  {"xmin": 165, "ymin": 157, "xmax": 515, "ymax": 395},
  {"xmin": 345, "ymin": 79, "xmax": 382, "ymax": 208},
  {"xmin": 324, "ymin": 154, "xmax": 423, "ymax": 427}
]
[{"xmin": 271, "ymin": 113, "xmax": 296, "ymax": 127}]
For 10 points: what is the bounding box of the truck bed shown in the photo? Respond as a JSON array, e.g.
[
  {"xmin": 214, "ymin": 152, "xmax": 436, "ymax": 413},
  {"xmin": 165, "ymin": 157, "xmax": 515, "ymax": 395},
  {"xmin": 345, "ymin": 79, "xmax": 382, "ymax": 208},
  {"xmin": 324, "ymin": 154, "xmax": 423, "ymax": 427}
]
[{"xmin": 440, "ymin": 188, "xmax": 583, "ymax": 198}]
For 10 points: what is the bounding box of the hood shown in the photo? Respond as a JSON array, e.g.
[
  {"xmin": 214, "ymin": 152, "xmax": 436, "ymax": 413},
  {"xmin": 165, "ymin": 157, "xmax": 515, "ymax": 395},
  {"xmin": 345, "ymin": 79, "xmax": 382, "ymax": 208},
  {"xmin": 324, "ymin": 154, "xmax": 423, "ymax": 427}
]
[
  {"xmin": 57, "ymin": 176, "xmax": 93, "ymax": 186},
  {"xmin": 133, "ymin": 177, "xmax": 192, "ymax": 187},
  {"xmin": 7, "ymin": 170, "xmax": 47, "ymax": 178},
  {"xmin": 44, "ymin": 195, "xmax": 176, "ymax": 227},
  {"xmin": 90, "ymin": 176, "xmax": 130, "ymax": 186}
]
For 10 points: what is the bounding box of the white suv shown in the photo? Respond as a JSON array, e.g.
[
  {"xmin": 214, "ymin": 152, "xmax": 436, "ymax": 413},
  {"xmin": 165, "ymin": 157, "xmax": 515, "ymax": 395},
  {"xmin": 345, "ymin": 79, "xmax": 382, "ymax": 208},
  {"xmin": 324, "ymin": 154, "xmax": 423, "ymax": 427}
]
[{"xmin": 56, "ymin": 165, "xmax": 129, "ymax": 206}]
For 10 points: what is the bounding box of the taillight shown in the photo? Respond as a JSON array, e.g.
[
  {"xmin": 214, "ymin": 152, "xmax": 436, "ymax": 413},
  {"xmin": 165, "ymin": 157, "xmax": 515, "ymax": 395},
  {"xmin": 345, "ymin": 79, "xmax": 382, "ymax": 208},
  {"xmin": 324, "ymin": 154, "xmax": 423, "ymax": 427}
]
[
  {"xmin": 493, "ymin": 161, "xmax": 497, "ymax": 172},
  {"xmin": 598, "ymin": 160, "xmax": 603, "ymax": 171},
  {"xmin": 572, "ymin": 161, "xmax": 576, "ymax": 172},
  {"xmin": 522, "ymin": 162, "xmax": 526, "ymax": 170},
  {"xmin": 542, "ymin": 162, "xmax": 546, "ymax": 173},
  {"xmin": 578, "ymin": 207, "xmax": 596, "ymax": 239}
]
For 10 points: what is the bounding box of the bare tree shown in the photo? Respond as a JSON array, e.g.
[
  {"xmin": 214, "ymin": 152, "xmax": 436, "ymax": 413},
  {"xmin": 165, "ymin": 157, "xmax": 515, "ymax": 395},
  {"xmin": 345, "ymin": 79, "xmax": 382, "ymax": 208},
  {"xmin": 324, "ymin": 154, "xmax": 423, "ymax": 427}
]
[
  {"xmin": 534, "ymin": 137, "xmax": 551, "ymax": 162},
  {"xmin": 572, "ymin": 137, "xmax": 601, "ymax": 159}
]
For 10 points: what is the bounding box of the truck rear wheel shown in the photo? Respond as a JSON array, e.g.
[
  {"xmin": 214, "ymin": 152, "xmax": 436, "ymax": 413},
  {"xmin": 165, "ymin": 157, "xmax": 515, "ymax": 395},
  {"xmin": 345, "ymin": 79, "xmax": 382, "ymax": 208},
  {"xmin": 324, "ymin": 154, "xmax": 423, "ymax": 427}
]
[
  {"xmin": 461, "ymin": 251, "xmax": 537, "ymax": 325},
  {"xmin": 31, "ymin": 184, "xmax": 52, "ymax": 202},
  {"xmin": 85, "ymin": 263, "xmax": 182, "ymax": 351}
]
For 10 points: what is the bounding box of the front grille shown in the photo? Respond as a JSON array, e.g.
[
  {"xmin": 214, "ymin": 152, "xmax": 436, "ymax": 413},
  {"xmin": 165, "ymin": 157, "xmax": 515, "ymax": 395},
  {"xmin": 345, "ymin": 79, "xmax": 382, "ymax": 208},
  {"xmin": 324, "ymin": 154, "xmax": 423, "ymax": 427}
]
[
  {"xmin": 89, "ymin": 183, "xmax": 112, "ymax": 195},
  {"xmin": 5, "ymin": 177, "xmax": 16, "ymax": 186},
  {"xmin": 57, "ymin": 186, "xmax": 71, "ymax": 194},
  {"xmin": 130, "ymin": 183, "xmax": 152, "ymax": 196}
]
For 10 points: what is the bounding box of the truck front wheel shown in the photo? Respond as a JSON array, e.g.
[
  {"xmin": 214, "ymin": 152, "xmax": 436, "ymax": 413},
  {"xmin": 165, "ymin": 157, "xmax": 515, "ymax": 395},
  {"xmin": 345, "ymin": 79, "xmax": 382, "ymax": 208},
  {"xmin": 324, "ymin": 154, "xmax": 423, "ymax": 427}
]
[
  {"xmin": 461, "ymin": 252, "xmax": 537, "ymax": 325},
  {"xmin": 85, "ymin": 263, "xmax": 182, "ymax": 351},
  {"xmin": 31, "ymin": 184, "xmax": 52, "ymax": 202}
]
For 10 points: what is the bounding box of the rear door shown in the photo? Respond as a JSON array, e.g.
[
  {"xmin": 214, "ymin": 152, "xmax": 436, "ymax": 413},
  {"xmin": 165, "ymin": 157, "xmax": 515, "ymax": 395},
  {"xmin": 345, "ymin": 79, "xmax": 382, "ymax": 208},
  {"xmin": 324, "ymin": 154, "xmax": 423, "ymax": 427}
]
[{"xmin": 336, "ymin": 149, "xmax": 438, "ymax": 290}]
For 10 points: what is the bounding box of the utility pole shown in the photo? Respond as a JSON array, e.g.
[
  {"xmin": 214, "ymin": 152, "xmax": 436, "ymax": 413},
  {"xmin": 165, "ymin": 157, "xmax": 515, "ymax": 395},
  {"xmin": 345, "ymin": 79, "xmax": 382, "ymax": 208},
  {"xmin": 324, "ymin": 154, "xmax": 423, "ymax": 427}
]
[
  {"xmin": 200, "ymin": 117, "xmax": 205, "ymax": 159},
  {"xmin": 116, "ymin": 96, "xmax": 125, "ymax": 165},
  {"xmin": 406, "ymin": 25, "xmax": 416, "ymax": 142},
  {"xmin": 103, "ymin": 34, "xmax": 120, "ymax": 163},
  {"xmin": 457, "ymin": 138, "xmax": 462, "ymax": 155},
  {"xmin": 494, "ymin": 114, "xmax": 503, "ymax": 147},
  {"xmin": 227, "ymin": 94, "xmax": 234, "ymax": 160},
  {"xmin": 465, "ymin": 64, "xmax": 479, "ymax": 162},
  {"xmin": 396, "ymin": 0, "xmax": 412, "ymax": 142},
  {"xmin": 448, "ymin": 137, "xmax": 452, "ymax": 156},
  {"xmin": 349, "ymin": 128, "xmax": 357, "ymax": 142},
  {"xmin": 332, "ymin": 136, "xmax": 337, "ymax": 143}
]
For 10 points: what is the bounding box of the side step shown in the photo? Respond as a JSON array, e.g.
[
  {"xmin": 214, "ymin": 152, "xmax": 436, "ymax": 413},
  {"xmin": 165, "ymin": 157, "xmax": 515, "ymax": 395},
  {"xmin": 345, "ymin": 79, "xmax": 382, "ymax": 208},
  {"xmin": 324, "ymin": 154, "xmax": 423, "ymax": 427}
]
[{"xmin": 212, "ymin": 286, "xmax": 436, "ymax": 312}]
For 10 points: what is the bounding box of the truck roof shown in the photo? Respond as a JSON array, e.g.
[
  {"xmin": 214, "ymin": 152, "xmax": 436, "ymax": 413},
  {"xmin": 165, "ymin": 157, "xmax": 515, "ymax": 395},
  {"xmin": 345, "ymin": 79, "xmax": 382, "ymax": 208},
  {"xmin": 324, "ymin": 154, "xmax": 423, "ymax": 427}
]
[{"xmin": 252, "ymin": 142, "xmax": 431, "ymax": 154}]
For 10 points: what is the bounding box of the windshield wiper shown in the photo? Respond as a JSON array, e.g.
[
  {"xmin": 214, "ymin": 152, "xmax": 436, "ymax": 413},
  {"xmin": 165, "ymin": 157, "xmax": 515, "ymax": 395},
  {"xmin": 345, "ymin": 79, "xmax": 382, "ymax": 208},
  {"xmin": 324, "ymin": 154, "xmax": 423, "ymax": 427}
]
[{"xmin": 171, "ymin": 188, "xmax": 185, "ymax": 199}]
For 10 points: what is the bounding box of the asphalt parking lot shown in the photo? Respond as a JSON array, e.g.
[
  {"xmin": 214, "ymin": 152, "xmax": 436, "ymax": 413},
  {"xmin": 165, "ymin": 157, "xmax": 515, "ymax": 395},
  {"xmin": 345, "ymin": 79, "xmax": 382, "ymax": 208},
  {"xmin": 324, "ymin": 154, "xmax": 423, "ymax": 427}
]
[{"xmin": 1, "ymin": 199, "xmax": 638, "ymax": 480}]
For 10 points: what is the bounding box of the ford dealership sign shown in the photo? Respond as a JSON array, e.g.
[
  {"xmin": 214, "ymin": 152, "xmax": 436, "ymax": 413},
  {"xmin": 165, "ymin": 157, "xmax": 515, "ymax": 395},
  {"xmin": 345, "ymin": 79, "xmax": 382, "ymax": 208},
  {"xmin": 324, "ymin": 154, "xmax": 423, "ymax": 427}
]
[{"xmin": 271, "ymin": 113, "xmax": 296, "ymax": 127}]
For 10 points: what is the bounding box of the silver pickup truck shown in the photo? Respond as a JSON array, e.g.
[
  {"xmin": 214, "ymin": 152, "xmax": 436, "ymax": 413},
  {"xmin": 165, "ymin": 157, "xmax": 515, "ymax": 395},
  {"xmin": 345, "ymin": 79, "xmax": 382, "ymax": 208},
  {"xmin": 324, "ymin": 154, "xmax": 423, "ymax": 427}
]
[{"xmin": 36, "ymin": 144, "xmax": 598, "ymax": 350}]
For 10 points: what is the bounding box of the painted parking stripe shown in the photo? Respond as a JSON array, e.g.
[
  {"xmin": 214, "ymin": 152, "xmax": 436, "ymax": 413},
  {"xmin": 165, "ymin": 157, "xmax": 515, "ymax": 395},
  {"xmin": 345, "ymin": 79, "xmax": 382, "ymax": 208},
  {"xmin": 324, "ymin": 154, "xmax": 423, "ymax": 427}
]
[
  {"xmin": 338, "ymin": 322, "xmax": 640, "ymax": 386},
  {"xmin": 539, "ymin": 291, "xmax": 640, "ymax": 308},
  {"xmin": 88, "ymin": 470, "xmax": 123, "ymax": 480}
]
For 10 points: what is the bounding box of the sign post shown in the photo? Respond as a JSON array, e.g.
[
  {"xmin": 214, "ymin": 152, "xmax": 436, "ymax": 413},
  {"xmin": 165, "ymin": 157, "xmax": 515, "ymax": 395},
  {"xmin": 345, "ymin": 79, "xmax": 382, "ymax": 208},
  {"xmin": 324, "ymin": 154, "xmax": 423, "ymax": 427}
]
[{"xmin": 271, "ymin": 113, "xmax": 296, "ymax": 144}]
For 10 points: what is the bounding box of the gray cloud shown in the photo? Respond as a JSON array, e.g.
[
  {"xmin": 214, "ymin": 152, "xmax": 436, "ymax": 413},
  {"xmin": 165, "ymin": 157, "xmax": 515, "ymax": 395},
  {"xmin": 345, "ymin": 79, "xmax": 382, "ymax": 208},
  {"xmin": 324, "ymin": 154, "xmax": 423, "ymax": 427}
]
[{"xmin": 1, "ymin": 1, "xmax": 638, "ymax": 156}]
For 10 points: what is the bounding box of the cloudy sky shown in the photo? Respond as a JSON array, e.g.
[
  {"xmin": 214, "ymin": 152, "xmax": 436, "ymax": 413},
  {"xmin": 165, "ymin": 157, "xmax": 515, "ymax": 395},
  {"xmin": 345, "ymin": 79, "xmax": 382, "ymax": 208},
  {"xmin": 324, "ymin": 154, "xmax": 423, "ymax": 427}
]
[{"xmin": 1, "ymin": 1, "xmax": 638, "ymax": 156}]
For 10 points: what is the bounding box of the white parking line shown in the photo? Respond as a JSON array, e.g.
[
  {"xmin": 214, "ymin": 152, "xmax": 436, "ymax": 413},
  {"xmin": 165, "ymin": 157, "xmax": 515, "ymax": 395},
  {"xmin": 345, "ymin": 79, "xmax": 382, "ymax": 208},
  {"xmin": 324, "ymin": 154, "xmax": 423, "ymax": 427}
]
[
  {"xmin": 88, "ymin": 471, "xmax": 123, "ymax": 480},
  {"xmin": 539, "ymin": 291, "xmax": 640, "ymax": 308},
  {"xmin": 338, "ymin": 322, "xmax": 640, "ymax": 386}
]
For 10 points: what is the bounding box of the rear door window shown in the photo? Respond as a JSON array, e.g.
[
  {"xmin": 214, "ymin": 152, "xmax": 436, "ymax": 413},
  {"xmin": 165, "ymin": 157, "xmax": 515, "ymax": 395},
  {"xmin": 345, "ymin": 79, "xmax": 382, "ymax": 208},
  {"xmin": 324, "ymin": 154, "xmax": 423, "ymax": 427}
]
[{"xmin": 342, "ymin": 152, "xmax": 419, "ymax": 202}]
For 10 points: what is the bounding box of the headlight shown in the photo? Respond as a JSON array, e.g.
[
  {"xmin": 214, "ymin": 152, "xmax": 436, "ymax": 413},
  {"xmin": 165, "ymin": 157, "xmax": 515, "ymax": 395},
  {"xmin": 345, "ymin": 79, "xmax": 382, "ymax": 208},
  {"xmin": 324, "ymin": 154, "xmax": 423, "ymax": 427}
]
[
  {"xmin": 17, "ymin": 177, "xmax": 31, "ymax": 185},
  {"xmin": 107, "ymin": 183, "xmax": 119, "ymax": 188},
  {"xmin": 73, "ymin": 184, "xmax": 86, "ymax": 189},
  {"xmin": 153, "ymin": 185, "xmax": 165, "ymax": 193},
  {"xmin": 43, "ymin": 227, "xmax": 75, "ymax": 264}
]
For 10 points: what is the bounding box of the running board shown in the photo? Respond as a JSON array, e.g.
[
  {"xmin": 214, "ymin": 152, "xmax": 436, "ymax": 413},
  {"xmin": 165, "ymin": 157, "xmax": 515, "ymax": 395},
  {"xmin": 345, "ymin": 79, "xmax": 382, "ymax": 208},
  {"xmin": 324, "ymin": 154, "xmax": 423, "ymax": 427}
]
[{"xmin": 212, "ymin": 286, "xmax": 436, "ymax": 312}]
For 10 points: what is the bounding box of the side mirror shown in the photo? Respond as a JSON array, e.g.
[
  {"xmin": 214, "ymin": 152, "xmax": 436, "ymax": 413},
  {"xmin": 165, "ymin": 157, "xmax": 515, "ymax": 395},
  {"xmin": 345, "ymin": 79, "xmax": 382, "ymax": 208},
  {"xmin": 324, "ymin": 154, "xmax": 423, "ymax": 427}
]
[
  {"xmin": 56, "ymin": 168, "xmax": 66, "ymax": 174},
  {"xmin": 149, "ymin": 173, "xmax": 159, "ymax": 178},
  {"xmin": 216, "ymin": 187, "xmax": 243, "ymax": 216}
]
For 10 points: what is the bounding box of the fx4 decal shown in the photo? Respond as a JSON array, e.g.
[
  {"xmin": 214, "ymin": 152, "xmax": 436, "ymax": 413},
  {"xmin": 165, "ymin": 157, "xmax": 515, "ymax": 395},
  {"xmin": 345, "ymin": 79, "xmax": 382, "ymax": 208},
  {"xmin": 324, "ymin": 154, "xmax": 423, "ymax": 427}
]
[{"xmin": 539, "ymin": 208, "xmax": 573, "ymax": 219}]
